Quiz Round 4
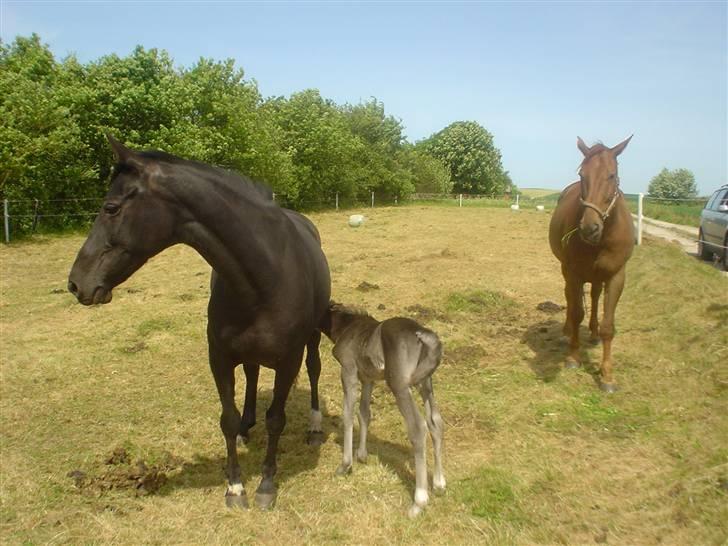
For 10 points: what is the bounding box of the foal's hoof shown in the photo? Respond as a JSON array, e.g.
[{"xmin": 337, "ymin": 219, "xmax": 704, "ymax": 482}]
[
  {"xmin": 306, "ymin": 430, "xmax": 325, "ymax": 446},
  {"xmin": 225, "ymin": 493, "xmax": 249, "ymax": 509},
  {"xmin": 335, "ymin": 464, "xmax": 352, "ymax": 477},
  {"xmin": 564, "ymin": 358, "xmax": 580, "ymax": 369},
  {"xmin": 407, "ymin": 503, "xmax": 424, "ymax": 519},
  {"xmin": 254, "ymin": 491, "xmax": 277, "ymax": 510},
  {"xmin": 599, "ymin": 382, "xmax": 620, "ymax": 394}
]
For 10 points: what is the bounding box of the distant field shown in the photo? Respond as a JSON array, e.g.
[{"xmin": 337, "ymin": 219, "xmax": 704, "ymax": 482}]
[
  {"xmin": 518, "ymin": 188, "xmax": 561, "ymax": 200},
  {"xmin": 1, "ymin": 206, "xmax": 726, "ymax": 545}
]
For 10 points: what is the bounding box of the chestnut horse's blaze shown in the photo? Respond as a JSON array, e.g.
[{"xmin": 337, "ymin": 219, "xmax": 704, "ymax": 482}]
[{"xmin": 548, "ymin": 136, "xmax": 634, "ymax": 392}]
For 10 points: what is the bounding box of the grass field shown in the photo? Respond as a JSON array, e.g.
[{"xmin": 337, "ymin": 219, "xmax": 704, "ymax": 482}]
[{"xmin": 1, "ymin": 205, "xmax": 726, "ymax": 545}]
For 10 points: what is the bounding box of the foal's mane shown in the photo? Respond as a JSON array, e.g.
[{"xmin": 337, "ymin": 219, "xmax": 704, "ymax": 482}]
[{"xmin": 330, "ymin": 302, "xmax": 371, "ymax": 317}]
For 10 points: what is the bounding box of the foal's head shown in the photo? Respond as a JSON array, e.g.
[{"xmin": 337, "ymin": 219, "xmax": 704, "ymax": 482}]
[
  {"xmin": 68, "ymin": 134, "xmax": 179, "ymax": 305},
  {"xmin": 320, "ymin": 301, "xmax": 370, "ymax": 341},
  {"xmin": 576, "ymin": 135, "xmax": 632, "ymax": 245}
]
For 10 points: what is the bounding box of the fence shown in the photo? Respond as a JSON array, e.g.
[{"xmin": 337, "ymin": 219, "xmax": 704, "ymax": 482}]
[{"xmin": 1, "ymin": 191, "xmax": 708, "ymax": 246}]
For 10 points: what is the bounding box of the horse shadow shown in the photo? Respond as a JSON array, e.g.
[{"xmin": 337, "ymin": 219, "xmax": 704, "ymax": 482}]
[
  {"xmin": 163, "ymin": 384, "xmax": 331, "ymax": 495},
  {"xmin": 521, "ymin": 317, "xmax": 600, "ymax": 385}
]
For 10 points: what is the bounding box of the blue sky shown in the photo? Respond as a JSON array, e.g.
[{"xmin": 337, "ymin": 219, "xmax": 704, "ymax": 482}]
[{"xmin": 1, "ymin": 1, "xmax": 726, "ymax": 195}]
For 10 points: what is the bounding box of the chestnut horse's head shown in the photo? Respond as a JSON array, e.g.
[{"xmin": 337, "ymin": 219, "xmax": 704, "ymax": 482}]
[
  {"xmin": 68, "ymin": 134, "xmax": 180, "ymax": 305},
  {"xmin": 576, "ymin": 135, "xmax": 632, "ymax": 245}
]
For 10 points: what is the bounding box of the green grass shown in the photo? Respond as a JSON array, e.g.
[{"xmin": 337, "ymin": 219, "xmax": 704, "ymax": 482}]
[{"xmin": 1, "ymin": 206, "xmax": 726, "ymax": 545}]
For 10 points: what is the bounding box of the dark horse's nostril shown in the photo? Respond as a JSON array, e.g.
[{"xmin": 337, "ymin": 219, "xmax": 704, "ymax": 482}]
[{"xmin": 68, "ymin": 280, "xmax": 78, "ymax": 295}]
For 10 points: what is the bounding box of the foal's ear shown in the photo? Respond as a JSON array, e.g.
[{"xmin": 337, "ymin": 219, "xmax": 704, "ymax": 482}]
[
  {"xmin": 611, "ymin": 134, "xmax": 633, "ymax": 157},
  {"xmin": 576, "ymin": 136, "xmax": 590, "ymax": 156}
]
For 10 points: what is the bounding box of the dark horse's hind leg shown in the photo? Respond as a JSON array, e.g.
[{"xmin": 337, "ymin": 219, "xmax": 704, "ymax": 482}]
[
  {"xmin": 238, "ymin": 363, "xmax": 259, "ymax": 444},
  {"xmin": 305, "ymin": 330, "xmax": 324, "ymax": 446},
  {"xmin": 255, "ymin": 349, "xmax": 304, "ymax": 510},
  {"xmin": 209, "ymin": 343, "xmax": 248, "ymax": 509}
]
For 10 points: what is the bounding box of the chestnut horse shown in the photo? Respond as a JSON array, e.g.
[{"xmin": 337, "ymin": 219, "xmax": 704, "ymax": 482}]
[{"xmin": 548, "ymin": 136, "xmax": 634, "ymax": 392}]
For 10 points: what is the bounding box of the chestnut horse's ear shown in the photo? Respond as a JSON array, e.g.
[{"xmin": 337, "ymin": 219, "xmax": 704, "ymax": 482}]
[
  {"xmin": 577, "ymin": 136, "xmax": 590, "ymax": 156},
  {"xmin": 611, "ymin": 134, "xmax": 633, "ymax": 157}
]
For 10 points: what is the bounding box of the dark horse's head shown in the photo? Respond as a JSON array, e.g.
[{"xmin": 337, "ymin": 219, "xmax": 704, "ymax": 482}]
[
  {"xmin": 576, "ymin": 135, "xmax": 632, "ymax": 245},
  {"xmin": 68, "ymin": 134, "xmax": 180, "ymax": 305}
]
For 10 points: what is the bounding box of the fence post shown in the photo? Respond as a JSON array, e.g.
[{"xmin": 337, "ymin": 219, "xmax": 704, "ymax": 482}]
[
  {"xmin": 32, "ymin": 199, "xmax": 40, "ymax": 232},
  {"xmin": 637, "ymin": 192, "xmax": 643, "ymax": 245},
  {"xmin": 3, "ymin": 199, "xmax": 9, "ymax": 243},
  {"xmin": 272, "ymin": 192, "xmax": 276, "ymax": 202},
  {"xmin": 394, "ymin": 195, "xmax": 398, "ymax": 206},
  {"xmin": 335, "ymin": 192, "xmax": 339, "ymax": 211},
  {"xmin": 459, "ymin": 193, "xmax": 463, "ymax": 207},
  {"xmin": 371, "ymin": 191, "xmax": 374, "ymax": 208}
]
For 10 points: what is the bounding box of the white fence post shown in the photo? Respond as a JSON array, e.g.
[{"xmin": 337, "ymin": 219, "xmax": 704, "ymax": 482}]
[
  {"xmin": 637, "ymin": 192, "xmax": 643, "ymax": 245},
  {"xmin": 459, "ymin": 193, "xmax": 463, "ymax": 207},
  {"xmin": 3, "ymin": 199, "xmax": 9, "ymax": 243},
  {"xmin": 371, "ymin": 191, "xmax": 374, "ymax": 208},
  {"xmin": 272, "ymin": 192, "xmax": 276, "ymax": 202},
  {"xmin": 335, "ymin": 192, "xmax": 339, "ymax": 211}
]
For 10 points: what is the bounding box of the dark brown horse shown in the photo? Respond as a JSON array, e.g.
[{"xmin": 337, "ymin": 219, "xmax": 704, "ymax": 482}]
[
  {"xmin": 548, "ymin": 136, "xmax": 634, "ymax": 392},
  {"xmin": 68, "ymin": 134, "xmax": 331, "ymax": 509}
]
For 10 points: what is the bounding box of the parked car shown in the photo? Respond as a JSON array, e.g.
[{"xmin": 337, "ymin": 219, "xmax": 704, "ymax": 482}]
[{"xmin": 698, "ymin": 184, "xmax": 728, "ymax": 269}]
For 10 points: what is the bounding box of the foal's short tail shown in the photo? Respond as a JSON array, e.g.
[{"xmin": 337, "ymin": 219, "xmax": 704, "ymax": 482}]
[{"xmin": 412, "ymin": 329, "xmax": 443, "ymax": 386}]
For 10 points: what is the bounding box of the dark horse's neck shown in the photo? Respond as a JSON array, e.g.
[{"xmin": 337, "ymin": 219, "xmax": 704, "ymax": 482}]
[{"xmin": 164, "ymin": 162, "xmax": 284, "ymax": 303}]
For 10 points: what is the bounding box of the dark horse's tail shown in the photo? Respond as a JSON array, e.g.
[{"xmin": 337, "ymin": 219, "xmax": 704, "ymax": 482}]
[{"xmin": 412, "ymin": 329, "xmax": 443, "ymax": 386}]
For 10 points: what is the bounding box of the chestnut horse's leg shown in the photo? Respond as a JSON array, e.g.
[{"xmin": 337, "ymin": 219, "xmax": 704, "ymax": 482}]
[
  {"xmin": 589, "ymin": 282, "xmax": 603, "ymax": 343},
  {"xmin": 563, "ymin": 273, "xmax": 585, "ymax": 369},
  {"xmin": 305, "ymin": 330, "xmax": 324, "ymax": 445},
  {"xmin": 255, "ymin": 349, "xmax": 304, "ymax": 510},
  {"xmin": 209, "ymin": 344, "xmax": 248, "ymax": 509},
  {"xmin": 238, "ymin": 362, "xmax": 259, "ymax": 444},
  {"xmin": 599, "ymin": 266, "xmax": 627, "ymax": 393}
]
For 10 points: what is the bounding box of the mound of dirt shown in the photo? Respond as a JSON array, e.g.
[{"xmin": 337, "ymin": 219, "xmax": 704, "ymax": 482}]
[
  {"xmin": 68, "ymin": 447, "xmax": 184, "ymax": 497},
  {"xmin": 356, "ymin": 281, "xmax": 380, "ymax": 292},
  {"xmin": 405, "ymin": 304, "xmax": 450, "ymax": 323}
]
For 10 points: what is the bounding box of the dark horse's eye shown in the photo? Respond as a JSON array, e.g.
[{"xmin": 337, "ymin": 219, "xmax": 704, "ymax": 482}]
[{"xmin": 103, "ymin": 202, "xmax": 121, "ymax": 216}]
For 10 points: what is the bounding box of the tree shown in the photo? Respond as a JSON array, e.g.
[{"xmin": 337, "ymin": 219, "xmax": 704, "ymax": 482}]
[
  {"xmin": 647, "ymin": 168, "xmax": 698, "ymax": 200},
  {"xmin": 417, "ymin": 121, "xmax": 508, "ymax": 195}
]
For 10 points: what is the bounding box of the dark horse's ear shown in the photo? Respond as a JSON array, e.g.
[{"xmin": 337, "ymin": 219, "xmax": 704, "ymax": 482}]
[
  {"xmin": 105, "ymin": 131, "xmax": 146, "ymax": 172},
  {"xmin": 576, "ymin": 136, "xmax": 590, "ymax": 156},
  {"xmin": 611, "ymin": 134, "xmax": 633, "ymax": 157}
]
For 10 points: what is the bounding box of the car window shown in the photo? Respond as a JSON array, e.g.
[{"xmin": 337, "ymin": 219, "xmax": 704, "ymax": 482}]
[
  {"xmin": 719, "ymin": 190, "xmax": 728, "ymax": 210},
  {"xmin": 705, "ymin": 191, "xmax": 720, "ymax": 210}
]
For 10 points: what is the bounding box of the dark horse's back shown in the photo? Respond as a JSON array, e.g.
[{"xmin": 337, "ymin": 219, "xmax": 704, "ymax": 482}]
[{"xmin": 549, "ymin": 182, "xmax": 634, "ymax": 282}]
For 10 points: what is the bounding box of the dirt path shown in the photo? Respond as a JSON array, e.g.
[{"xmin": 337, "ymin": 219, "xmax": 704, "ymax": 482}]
[{"xmin": 633, "ymin": 214, "xmax": 697, "ymax": 254}]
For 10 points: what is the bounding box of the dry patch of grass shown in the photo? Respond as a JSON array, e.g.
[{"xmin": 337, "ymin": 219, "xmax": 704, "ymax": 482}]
[{"xmin": 1, "ymin": 206, "xmax": 726, "ymax": 545}]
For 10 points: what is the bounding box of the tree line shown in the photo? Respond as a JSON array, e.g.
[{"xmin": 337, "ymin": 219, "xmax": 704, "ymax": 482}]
[{"xmin": 1, "ymin": 34, "xmax": 513, "ymax": 231}]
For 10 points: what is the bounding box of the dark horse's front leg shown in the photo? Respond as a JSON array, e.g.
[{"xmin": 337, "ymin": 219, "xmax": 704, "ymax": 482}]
[
  {"xmin": 238, "ymin": 331, "xmax": 324, "ymax": 446},
  {"xmin": 255, "ymin": 348, "xmax": 305, "ymax": 510},
  {"xmin": 209, "ymin": 343, "xmax": 248, "ymax": 509}
]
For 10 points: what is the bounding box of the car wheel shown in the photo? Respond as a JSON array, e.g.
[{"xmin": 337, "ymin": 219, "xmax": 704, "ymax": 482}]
[{"xmin": 698, "ymin": 228, "xmax": 712, "ymax": 260}]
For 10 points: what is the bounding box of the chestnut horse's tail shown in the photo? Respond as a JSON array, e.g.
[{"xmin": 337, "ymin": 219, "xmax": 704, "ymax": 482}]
[{"xmin": 412, "ymin": 329, "xmax": 443, "ymax": 386}]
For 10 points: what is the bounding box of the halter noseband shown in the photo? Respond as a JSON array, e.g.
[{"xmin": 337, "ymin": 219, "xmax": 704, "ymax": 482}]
[{"xmin": 579, "ymin": 180, "xmax": 621, "ymax": 222}]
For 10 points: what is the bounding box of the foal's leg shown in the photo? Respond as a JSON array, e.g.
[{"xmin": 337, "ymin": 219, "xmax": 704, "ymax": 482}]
[
  {"xmin": 305, "ymin": 330, "xmax": 324, "ymax": 446},
  {"xmin": 598, "ymin": 266, "xmax": 627, "ymax": 393},
  {"xmin": 238, "ymin": 362, "xmax": 259, "ymax": 444},
  {"xmin": 564, "ymin": 275, "xmax": 585, "ymax": 369},
  {"xmin": 356, "ymin": 381, "xmax": 373, "ymax": 463},
  {"xmin": 589, "ymin": 282, "xmax": 603, "ymax": 344},
  {"xmin": 417, "ymin": 377, "xmax": 445, "ymax": 493},
  {"xmin": 209, "ymin": 344, "xmax": 247, "ymax": 508},
  {"xmin": 392, "ymin": 387, "xmax": 429, "ymax": 518},
  {"xmin": 255, "ymin": 350, "xmax": 304, "ymax": 510},
  {"xmin": 336, "ymin": 363, "xmax": 358, "ymax": 476}
]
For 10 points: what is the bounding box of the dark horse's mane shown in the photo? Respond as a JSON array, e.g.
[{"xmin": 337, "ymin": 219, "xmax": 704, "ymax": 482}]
[{"xmin": 117, "ymin": 149, "xmax": 274, "ymax": 202}]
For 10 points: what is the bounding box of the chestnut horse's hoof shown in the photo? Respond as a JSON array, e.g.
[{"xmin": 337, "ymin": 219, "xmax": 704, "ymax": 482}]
[
  {"xmin": 225, "ymin": 493, "xmax": 249, "ymax": 509},
  {"xmin": 306, "ymin": 430, "xmax": 325, "ymax": 446},
  {"xmin": 564, "ymin": 357, "xmax": 580, "ymax": 369},
  {"xmin": 599, "ymin": 382, "xmax": 619, "ymax": 393}
]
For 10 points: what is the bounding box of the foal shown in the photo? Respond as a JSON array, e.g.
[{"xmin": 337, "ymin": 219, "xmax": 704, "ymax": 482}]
[{"xmin": 320, "ymin": 303, "xmax": 446, "ymax": 518}]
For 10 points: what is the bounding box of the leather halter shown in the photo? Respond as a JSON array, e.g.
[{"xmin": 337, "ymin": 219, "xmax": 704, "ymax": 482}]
[{"xmin": 579, "ymin": 180, "xmax": 621, "ymax": 222}]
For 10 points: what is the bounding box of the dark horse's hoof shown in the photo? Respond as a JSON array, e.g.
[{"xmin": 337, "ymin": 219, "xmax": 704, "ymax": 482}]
[
  {"xmin": 599, "ymin": 382, "xmax": 619, "ymax": 394},
  {"xmin": 255, "ymin": 491, "xmax": 277, "ymax": 510},
  {"xmin": 306, "ymin": 430, "xmax": 325, "ymax": 446},
  {"xmin": 225, "ymin": 493, "xmax": 249, "ymax": 509},
  {"xmin": 564, "ymin": 358, "xmax": 580, "ymax": 369},
  {"xmin": 236, "ymin": 434, "xmax": 250, "ymax": 446}
]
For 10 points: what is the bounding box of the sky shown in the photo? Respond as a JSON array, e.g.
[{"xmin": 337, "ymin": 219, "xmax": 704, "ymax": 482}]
[{"xmin": 1, "ymin": 1, "xmax": 726, "ymax": 195}]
